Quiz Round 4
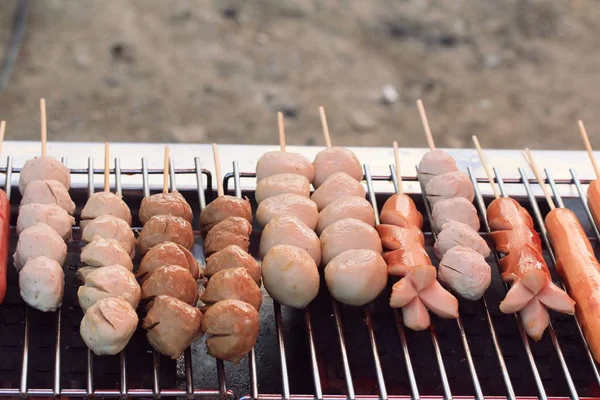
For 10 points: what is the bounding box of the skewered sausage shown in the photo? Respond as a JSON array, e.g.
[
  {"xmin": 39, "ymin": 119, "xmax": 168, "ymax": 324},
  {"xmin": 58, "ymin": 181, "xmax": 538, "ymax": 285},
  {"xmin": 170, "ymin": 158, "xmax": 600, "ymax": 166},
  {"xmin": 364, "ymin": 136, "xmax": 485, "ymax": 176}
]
[
  {"xmin": 205, "ymin": 244, "xmax": 261, "ymax": 283},
  {"xmin": 77, "ymin": 265, "xmax": 141, "ymax": 312},
  {"xmin": 17, "ymin": 203, "xmax": 75, "ymax": 241},
  {"xmin": 587, "ymin": 180, "xmax": 600, "ymax": 229},
  {"xmin": 81, "ymin": 192, "xmax": 133, "ymax": 229},
  {"xmin": 19, "ymin": 256, "xmax": 64, "ymax": 312},
  {"xmin": 199, "ymin": 195, "xmax": 252, "ymax": 235},
  {"xmin": 137, "ymin": 214, "xmax": 195, "ymax": 255},
  {"xmin": 380, "ymin": 193, "xmax": 423, "ymax": 229},
  {"xmin": 255, "ymin": 173, "xmax": 310, "ymax": 203},
  {"xmin": 20, "ymin": 180, "xmax": 76, "ymax": 215},
  {"xmin": 320, "ymin": 218, "xmax": 382, "ymax": 266},
  {"xmin": 256, "ymin": 193, "xmax": 318, "ymax": 230},
  {"xmin": 204, "ymin": 216, "xmax": 251, "ymax": 255},
  {"xmin": 383, "ymin": 245, "xmax": 431, "ymax": 277},
  {"xmin": 324, "ymin": 249, "xmax": 388, "ymax": 306},
  {"xmin": 143, "ymin": 295, "xmax": 203, "ymax": 359},
  {"xmin": 438, "ymin": 246, "xmax": 491, "ymax": 301},
  {"xmin": 434, "ymin": 220, "xmax": 490, "ymax": 259},
  {"xmin": 141, "ymin": 265, "xmax": 198, "ymax": 306},
  {"xmin": 256, "ymin": 150, "xmax": 315, "ymax": 183},
  {"xmin": 311, "ymin": 172, "xmax": 366, "ymax": 211},
  {"xmin": 0, "ymin": 189, "xmax": 10, "ymax": 303},
  {"xmin": 80, "ymin": 296, "xmax": 138, "ymax": 356},
  {"xmin": 139, "ymin": 191, "xmax": 193, "ymax": 225},
  {"xmin": 200, "ymin": 267, "xmax": 262, "ymax": 311},
  {"xmin": 80, "ymin": 238, "xmax": 134, "ymax": 271},
  {"xmin": 317, "ymin": 196, "xmax": 374, "ymax": 234},
  {"xmin": 137, "ymin": 241, "xmax": 200, "ymax": 280},
  {"xmin": 14, "ymin": 223, "xmax": 67, "ymax": 271},
  {"xmin": 417, "ymin": 149, "xmax": 458, "ymax": 187},
  {"xmin": 376, "ymin": 224, "xmax": 424, "ymax": 252},
  {"xmin": 18, "ymin": 156, "xmax": 71, "ymax": 194},
  {"xmin": 262, "ymin": 245, "xmax": 320, "ymax": 309},
  {"xmin": 431, "ymin": 197, "xmax": 480, "ymax": 233},
  {"xmin": 425, "ymin": 171, "xmax": 475, "ymax": 205},
  {"xmin": 313, "ymin": 147, "xmax": 363, "ymax": 188},
  {"xmin": 259, "ymin": 215, "xmax": 321, "ymax": 265}
]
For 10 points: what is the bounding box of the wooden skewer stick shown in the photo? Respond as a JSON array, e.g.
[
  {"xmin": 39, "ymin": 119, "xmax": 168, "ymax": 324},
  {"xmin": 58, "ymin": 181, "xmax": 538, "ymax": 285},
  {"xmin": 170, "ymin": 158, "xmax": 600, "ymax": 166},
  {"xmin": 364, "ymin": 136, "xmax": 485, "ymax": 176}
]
[
  {"xmin": 163, "ymin": 146, "xmax": 170, "ymax": 194},
  {"xmin": 0, "ymin": 121, "xmax": 5, "ymax": 158},
  {"xmin": 392, "ymin": 141, "xmax": 403, "ymax": 194},
  {"xmin": 319, "ymin": 106, "xmax": 332, "ymax": 148},
  {"xmin": 104, "ymin": 142, "xmax": 110, "ymax": 193},
  {"xmin": 40, "ymin": 98, "xmax": 47, "ymax": 157},
  {"xmin": 578, "ymin": 120, "xmax": 600, "ymax": 179},
  {"xmin": 417, "ymin": 99, "xmax": 435, "ymax": 151},
  {"xmin": 472, "ymin": 135, "xmax": 500, "ymax": 200},
  {"xmin": 212, "ymin": 143, "xmax": 224, "ymax": 197},
  {"xmin": 278, "ymin": 112, "xmax": 286, "ymax": 152},
  {"xmin": 523, "ymin": 148, "xmax": 556, "ymax": 210}
]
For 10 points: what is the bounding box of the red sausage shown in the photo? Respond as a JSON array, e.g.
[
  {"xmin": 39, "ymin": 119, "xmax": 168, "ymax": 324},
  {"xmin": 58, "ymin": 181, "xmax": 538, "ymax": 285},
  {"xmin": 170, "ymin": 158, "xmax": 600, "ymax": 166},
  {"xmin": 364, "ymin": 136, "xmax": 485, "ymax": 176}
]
[{"xmin": 0, "ymin": 189, "xmax": 10, "ymax": 303}]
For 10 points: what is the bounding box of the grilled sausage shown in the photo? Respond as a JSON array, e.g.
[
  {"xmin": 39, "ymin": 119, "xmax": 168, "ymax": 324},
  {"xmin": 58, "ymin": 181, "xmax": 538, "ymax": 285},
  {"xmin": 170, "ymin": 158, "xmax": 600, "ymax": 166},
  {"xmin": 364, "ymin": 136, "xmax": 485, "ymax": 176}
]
[
  {"xmin": 0, "ymin": 190, "xmax": 9, "ymax": 303},
  {"xmin": 587, "ymin": 180, "xmax": 600, "ymax": 229},
  {"xmin": 380, "ymin": 194, "xmax": 423, "ymax": 229}
]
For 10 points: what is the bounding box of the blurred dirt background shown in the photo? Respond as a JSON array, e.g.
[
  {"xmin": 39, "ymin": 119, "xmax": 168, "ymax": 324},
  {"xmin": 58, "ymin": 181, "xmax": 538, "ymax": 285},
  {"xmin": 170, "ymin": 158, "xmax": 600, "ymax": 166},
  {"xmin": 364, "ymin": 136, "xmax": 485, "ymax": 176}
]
[{"xmin": 0, "ymin": 0, "xmax": 598, "ymax": 149}]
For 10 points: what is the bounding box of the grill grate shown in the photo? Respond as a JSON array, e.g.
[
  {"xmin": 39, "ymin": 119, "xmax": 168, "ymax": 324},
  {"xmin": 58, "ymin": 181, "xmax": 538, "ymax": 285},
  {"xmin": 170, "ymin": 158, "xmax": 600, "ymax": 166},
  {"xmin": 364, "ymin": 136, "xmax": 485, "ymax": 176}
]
[{"xmin": 1, "ymin": 151, "xmax": 600, "ymax": 399}]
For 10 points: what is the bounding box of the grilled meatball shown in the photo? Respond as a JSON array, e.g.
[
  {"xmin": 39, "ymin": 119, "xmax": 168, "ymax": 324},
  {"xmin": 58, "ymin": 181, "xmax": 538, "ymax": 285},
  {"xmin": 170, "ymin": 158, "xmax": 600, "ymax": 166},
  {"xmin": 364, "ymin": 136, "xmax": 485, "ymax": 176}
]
[
  {"xmin": 431, "ymin": 197, "xmax": 480, "ymax": 233},
  {"xmin": 325, "ymin": 249, "xmax": 388, "ymax": 306},
  {"xmin": 139, "ymin": 191, "xmax": 193, "ymax": 225},
  {"xmin": 320, "ymin": 218, "xmax": 382, "ymax": 265},
  {"xmin": 80, "ymin": 297, "xmax": 138, "ymax": 356},
  {"xmin": 137, "ymin": 215, "xmax": 194, "ymax": 255},
  {"xmin": 200, "ymin": 268, "xmax": 262, "ymax": 311},
  {"xmin": 143, "ymin": 295, "xmax": 203, "ymax": 359},
  {"xmin": 256, "ymin": 151, "xmax": 315, "ymax": 182},
  {"xmin": 259, "ymin": 216, "xmax": 321, "ymax": 265},
  {"xmin": 256, "ymin": 193, "xmax": 318, "ymax": 230},
  {"xmin": 202, "ymin": 299, "xmax": 259, "ymax": 363},
  {"xmin": 438, "ymin": 246, "xmax": 491, "ymax": 301},
  {"xmin": 255, "ymin": 173, "xmax": 310, "ymax": 204},
  {"xmin": 19, "ymin": 256, "xmax": 64, "ymax": 312},
  {"xmin": 14, "ymin": 223, "xmax": 67, "ymax": 271},
  {"xmin": 425, "ymin": 171, "xmax": 474, "ymax": 206},
  {"xmin": 141, "ymin": 265, "xmax": 198, "ymax": 306},
  {"xmin": 317, "ymin": 196, "xmax": 374, "ymax": 234},
  {"xmin": 17, "ymin": 203, "xmax": 75, "ymax": 241},
  {"xmin": 417, "ymin": 149, "xmax": 458, "ymax": 187},
  {"xmin": 18, "ymin": 156, "xmax": 70, "ymax": 194},
  {"xmin": 199, "ymin": 195, "xmax": 252, "ymax": 235},
  {"xmin": 311, "ymin": 172, "xmax": 365, "ymax": 211},
  {"xmin": 80, "ymin": 238, "xmax": 134, "ymax": 271},
  {"xmin": 434, "ymin": 220, "xmax": 490, "ymax": 259},
  {"xmin": 20, "ymin": 180, "xmax": 75, "ymax": 215},
  {"xmin": 205, "ymin": 244, "xmax": 261, "ymax": 283},
  {"xmin": 262, "ymin": 245, "xmax": 319, "ymax": 309},
  {"xmin": 137, "ymin": 241, "xmax": 200, "ymax": 281},
  {"xmin": 204, "ymin": 216, "xmax": 251, "ymax": 255},
  {"xmin": 77, "ymin": 265, "xmax": 141, "ymax": 312},
  {"xmin": 82, "ymin": 215, "xmax": 136, "ymax": 258},
  {"xmin": 81, "ymin": 192, "xmax": 132, "ymax": 229},
  {"xmin": 313, "ymin": 147, "xmax": 362, "ymax": 188}
]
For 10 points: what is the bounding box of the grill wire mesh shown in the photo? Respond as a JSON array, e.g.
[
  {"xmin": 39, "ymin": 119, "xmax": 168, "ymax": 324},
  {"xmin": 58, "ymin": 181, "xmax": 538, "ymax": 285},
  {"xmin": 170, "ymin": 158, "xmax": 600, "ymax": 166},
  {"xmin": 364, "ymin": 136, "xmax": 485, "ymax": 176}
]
[{"xmin": 0, "ymin": 154, "xmax": 599, "ymax": 399}]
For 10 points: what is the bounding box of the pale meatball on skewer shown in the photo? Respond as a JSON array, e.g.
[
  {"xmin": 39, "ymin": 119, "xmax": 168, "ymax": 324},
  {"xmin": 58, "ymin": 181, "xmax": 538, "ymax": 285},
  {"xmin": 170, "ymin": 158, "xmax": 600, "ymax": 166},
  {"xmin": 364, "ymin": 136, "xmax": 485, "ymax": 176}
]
[
  {"xmin": 417, "ymin": 149, "xmax": 458, "ymax": 187},
  {"xmin": 18, "ymin": 156, "xmax": 71, "ymax": 195},
  {"xmin": 77, "ymin": 265, "xmax": 141, "ymax": 312},
  {"xmin": 425, "ymin": 171, "xmax": 475, "ymax": 206},
  {"xmin": 82, "ymin": 215, "xmax": 136, "ymax": 258},
  {"xmin": 320, "ymin": 218, "xmax": 382, "ymax": 266},
  {"xmin": 317, "ymin": 196, "xmax": 374, "ymax": 234},
  {"xmin": 200, "ymin": 267, "xmax": 262, "ymax": 311},
  {"xmin": 143, "ymin": 295, "xmax": 203, "ymax": 360},
  {"xmin": 262, "ymin": 245, "xmax": 319, "ymax": 309},
  {"xmin": 80, "ymin": 297, "xmax": 138, "ymax": 356},
  {"xmin": 434, "ymin": 220, "xmax": 490, "ymax": 259},
  {"xmin": 204, "ymin": 216, "xmax": 251, "ymax": 255},
  {"xmin": 313, "ymin": 147, "xmax": 362, "ymax": 188},
  {"xmin": 17, "ymin": 203, "xmax": 75, "ymax": 241},
  {"xmin": 139, "ymin": 191, "xmax": 193, "ymax": 225},
  {"xmin": 431, "ymin": 197, "xmax": 480, "ymax": 233},
  {"xmin": 205, "ymin": 244, "xmax": 261, "ymax": 283},
  {"xmin": 137, "ymin": 241, "xmax": 199, "ymax": 281},
  {"xmin": 141, "ymin": 265, "xmax": 198, "ymax": 306},
  {"xmin": 199, "ymin": 195, "xmax": 252, "ymax": 235},
  {"xmin": 137, "ymin": 215, "xmax": 195, "ymax": 255},
  {"xmin": 14, "ymin": 223, "xmax": 67, "ymax": 271},
  {"xmin": 19, "ymin": 256, "xmax": 64, "ymax": 312},
  {"xmin": 255, "ymin": 173, "xmax": 310, "ymax": 204},
  {"xmin": 438, "ymin": 246, "xmax": 491, "ymax": 301},
  {"xmin": 256, "ymin": 151, "xmax": 314, "ymax": 183},
  {"xmin": 81, "ymin": 192, "xmax": 132, "ymax": 229},
  {"xmin": 20, "ymin": 180, "xmax": 75, "ymax": 215},
  {"xmin": 311, "ymin": 172, "xmax": 366, "ymax": 211},
  {"xmin": 256, "ymin": 193, "xmax": 318, "ymax": 230},
  {"xmin": 80, "ymin": 238, "xmax": 134, "ymax": 271},
  {"xmin": 325, "ymin": 249, "xmax": 388, "ymax": 306},
  {"xmin": 259, "ymin": 215, "xmax": 321, "ymax": 265}
]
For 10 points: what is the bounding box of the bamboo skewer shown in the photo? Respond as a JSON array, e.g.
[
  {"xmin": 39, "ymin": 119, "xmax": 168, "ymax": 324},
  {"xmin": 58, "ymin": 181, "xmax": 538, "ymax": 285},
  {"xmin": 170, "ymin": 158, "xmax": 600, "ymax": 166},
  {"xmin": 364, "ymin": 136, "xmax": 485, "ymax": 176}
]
[
  {"xmin": 578, "ymin": 120, "xmax": 600, "ymax": 179},
  {"xmin": 472, "ymin": 135, "xmax": 500, "ymax": 200},
  {"xmin": 392, "ymin": 141, "xmax": 403, "ymax": 194},
  {"xmin": 523, "ymin": 148, "xmax": 556, "ymax": 210},
  {"xmin": 104, "ymin": 142, "xmax": 110, "ymax": 193},
  {"xmin": 163, "ymin": 146, "xmax": 170, "ymax": 194},
  {"xmin": 319, "ymin": 106, "xmax": 332, "ymax": 148},
  {"xmin": 417, "ymin": 99, "xmax": 435, "ymax": 151},
  {"xmin": 40, "ymin": 98, "xmax": 47, "ymax": 157},
  {"xmin": 212, "ymin": 143, "xmax": 224, "ymax": 197},
  {"xmin": 278, "ymin": 112, "xmax": 286, "ymax": 152}
]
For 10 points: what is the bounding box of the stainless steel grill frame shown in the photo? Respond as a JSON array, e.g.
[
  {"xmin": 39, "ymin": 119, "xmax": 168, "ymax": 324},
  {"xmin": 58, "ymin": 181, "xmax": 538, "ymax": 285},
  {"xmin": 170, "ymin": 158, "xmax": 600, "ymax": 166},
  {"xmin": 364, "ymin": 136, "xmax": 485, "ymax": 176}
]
[{"xmin": 0, "ymin": 143, "xmax": 600, "ymax": 399}]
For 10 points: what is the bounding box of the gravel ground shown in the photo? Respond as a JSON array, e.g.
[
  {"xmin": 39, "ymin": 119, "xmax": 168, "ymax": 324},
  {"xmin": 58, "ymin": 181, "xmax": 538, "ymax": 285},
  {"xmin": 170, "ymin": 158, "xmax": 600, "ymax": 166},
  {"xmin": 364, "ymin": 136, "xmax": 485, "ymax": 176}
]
[{"xmin": 0, "ymin": 0, "xmax": 599, "ymax": 150}]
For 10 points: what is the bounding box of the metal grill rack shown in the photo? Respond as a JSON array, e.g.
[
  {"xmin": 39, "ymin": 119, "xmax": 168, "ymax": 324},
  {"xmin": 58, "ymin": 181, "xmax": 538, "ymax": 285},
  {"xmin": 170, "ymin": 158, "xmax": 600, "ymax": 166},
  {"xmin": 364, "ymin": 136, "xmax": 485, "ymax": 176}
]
[{"xmin": 1, "ymin": 147, "xmax": 600, "ymax": 399}]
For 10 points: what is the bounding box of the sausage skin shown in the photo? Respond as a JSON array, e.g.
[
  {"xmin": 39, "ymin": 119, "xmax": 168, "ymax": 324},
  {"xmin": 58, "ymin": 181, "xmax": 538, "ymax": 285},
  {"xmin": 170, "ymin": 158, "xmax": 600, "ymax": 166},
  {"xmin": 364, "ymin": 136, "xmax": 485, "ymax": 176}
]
[{"xmin": 0, "ymin": 190, "xmax": 10, "ymax": 303}]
